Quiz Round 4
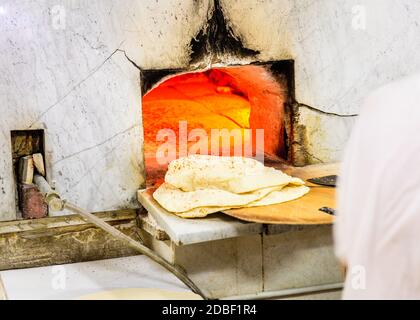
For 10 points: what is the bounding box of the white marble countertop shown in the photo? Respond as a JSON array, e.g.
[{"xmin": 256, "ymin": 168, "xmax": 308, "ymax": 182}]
[
  {"xmin": 138, "ymin": 189, "xmax": 264, "ymax": 246},
  {"xmin": 0, "ymin": 255, "xmax": 190, "ymax": 300}
]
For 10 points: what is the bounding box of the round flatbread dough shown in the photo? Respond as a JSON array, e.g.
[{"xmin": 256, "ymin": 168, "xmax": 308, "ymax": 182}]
[{"xmin": 77, "ymin": 288, "xmax": 202, "ymax": 300}]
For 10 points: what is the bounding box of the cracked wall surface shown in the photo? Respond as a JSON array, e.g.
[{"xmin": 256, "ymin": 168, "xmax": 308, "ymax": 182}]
[
  {"xmin": 1, "ymin": 0, "xmax": 420, "ymax": 220},
  {"xmin": 222, "ymin": 0, "xmax": 420, "ymax": 164},
  {"xmin": 0, "ymin": 0, "xmax": 212, "ymax": 221}
]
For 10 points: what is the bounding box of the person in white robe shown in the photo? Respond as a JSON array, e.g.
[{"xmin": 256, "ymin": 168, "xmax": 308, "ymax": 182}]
[{"xmin": 334, "ymin": 74, "xmax": 420, "ymax": 299}]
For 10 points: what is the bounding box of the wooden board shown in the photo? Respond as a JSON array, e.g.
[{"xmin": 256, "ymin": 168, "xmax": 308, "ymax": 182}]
[
  {"xmin": 223, "ymin": 186, "xmax": 335, "ymax": 224},
  {"xmin": 0, "ymin": 210, "xmax": 137, "ymax": 235},
  {"xmin": 0, "ymin": 210, "xmax": 141, "ymax": 271},
  {"xmin": 223, "ymin": 163, "xmax": 338, "ymax": 224}
]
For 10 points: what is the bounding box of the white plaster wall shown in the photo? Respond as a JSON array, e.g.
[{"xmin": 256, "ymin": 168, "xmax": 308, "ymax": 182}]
[
  {"xmin": 223, "ymin": 0, "xmax": 420, "ymax": 162},
  {"xmin": 0, "ymin": 0, "xmax": 210, "ymax": 220},
  {"xmin": 224, "ymin": 0, "xmax": 420, "ymax": 113}
]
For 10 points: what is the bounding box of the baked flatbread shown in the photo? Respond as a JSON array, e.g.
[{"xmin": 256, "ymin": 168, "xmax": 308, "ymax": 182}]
[
  {"xmin": 175, "ymin": 185, "xmax": 310, "ymax": 218},
  {"xmin": 153, "ymin": 155, "xmax": 310, "ymax": 218},
  {"xmin": 165, "ymin": 155, "xmax": 303, "ymax": 193},
  {"xmin": 153, "ymin": 182, "xmax": 288, "ymax": 213},
  {"xmin": 78, "ymin": 288, "xmax": 202, "ymax": 300}
]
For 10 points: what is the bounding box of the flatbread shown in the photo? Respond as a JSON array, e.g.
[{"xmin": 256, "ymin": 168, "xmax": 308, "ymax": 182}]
[
  {"xmin": 153, "ymin": 155, "xmax": 310, "ymax": 218},
  {"xmin": 165, "ymin": 155, "xmax": 303, "ymax": 193},
  {"xmin": 175, "ymin": 185, "xmax": 310, "ymax": 218},
  {"xmin": 153, "ymin": 182, "xmax": 288, "ymax": 213},
  {"xmin": 78, "ymin": 288, "xmax": 202, "ymax": 300}
]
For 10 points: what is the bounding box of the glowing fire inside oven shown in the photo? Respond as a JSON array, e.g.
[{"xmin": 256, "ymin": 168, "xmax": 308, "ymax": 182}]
[{"xmin": 142, "ymin": 65, "xmax": 287, "ymax": 185}]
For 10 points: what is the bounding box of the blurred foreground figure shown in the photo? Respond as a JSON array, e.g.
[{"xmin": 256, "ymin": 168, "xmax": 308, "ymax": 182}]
[{"xmin": 334, "ymin": 74, "xmax": 420, "ymax": 299}]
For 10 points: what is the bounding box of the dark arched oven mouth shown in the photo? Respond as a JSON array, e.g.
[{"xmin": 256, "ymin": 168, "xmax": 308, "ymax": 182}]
[{"xmin": 141, "ymin": 61, "xmax": 295, "ymax": 187}]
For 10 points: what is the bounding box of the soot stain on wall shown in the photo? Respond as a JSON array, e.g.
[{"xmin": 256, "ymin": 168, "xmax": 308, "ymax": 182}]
[{"xmin": 189, "ymin": 0, "xmax": 259, "ymax": 65}]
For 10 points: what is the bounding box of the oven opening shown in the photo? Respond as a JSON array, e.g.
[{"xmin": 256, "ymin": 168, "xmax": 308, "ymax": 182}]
[{"xmin": 142, "ymin": 61, "xmax": 294, "ymax": 187}]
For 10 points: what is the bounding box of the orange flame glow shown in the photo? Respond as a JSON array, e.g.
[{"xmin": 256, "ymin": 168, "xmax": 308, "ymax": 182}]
[{"xmin": 142, "ymin": 65, "xmax": 287, "ymax": 186}]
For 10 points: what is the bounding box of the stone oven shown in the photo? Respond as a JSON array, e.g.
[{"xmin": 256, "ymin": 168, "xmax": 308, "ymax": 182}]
[
  {"xmin": 2, "ymin": 0, "xmax": 419, "ymax": 221},
  {"xmin": 1, "ymin": 0, "xmax": 420, "ymax": 299}
]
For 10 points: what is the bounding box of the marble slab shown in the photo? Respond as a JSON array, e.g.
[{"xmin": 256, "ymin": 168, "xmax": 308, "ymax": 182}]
[{"xmin": 137, "ymin": 189, "xmax": 263, "ymax": 246}]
